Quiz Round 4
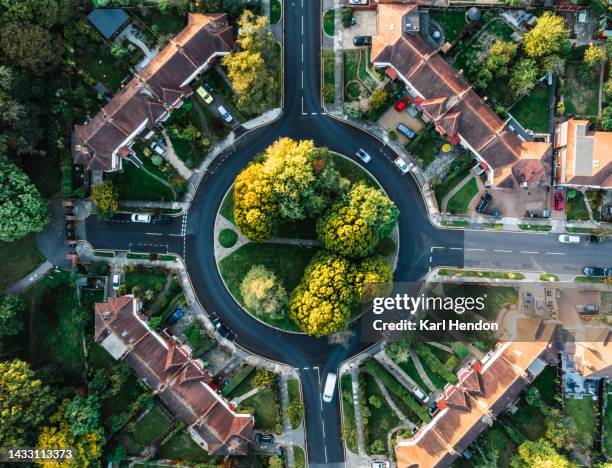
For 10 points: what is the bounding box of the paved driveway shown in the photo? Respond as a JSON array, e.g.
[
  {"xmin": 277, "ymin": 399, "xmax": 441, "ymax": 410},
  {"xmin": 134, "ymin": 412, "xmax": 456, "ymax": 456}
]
[
  {"xmin": 342, "ymin": 11, "xmax": 377, "ymax": 49},
  {"xmin": 377, "ymin": 107, "xmax": 425, "ymax": 144}
]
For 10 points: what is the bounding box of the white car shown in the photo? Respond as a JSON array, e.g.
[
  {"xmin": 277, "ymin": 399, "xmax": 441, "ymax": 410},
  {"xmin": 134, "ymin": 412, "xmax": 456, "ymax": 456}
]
[
  {"xmin": 218, "ymin": 105, "xmax": 233, "ymax": 123},
  {"xmin": 349, "ymin": 0, "xmax": 368, "ymax": 4},
  {"xmin": 394, "ymin": 157, "xmax": 413, "ymax": 174},
  {"xmin": 355, "ymin": 148, "xmax": 371, "ymax": 163},
  {"xmin": 558, "ymin": 234, "xmax": 580, "ymax": 244},
  {"xmin": 112, "ymin": 274, "xmax": 121, "ymax": 291},
  {"xmin": 322, "ymin": 372, "xmax": 337, "ymax": 403},
  {"xmin": 371, "ymin": 462, "xmax": 389, "ymax": 468},
  {"xmin": 131, "ymin": 213, "xmax": 152, "ymax": 223},
  {"xmin": 196, "ymin": 86, "xmax": 213, "ymax": 104},
  {"xmin": 150, "ymin": 141, "xmax": 165, "ymax": 156}
]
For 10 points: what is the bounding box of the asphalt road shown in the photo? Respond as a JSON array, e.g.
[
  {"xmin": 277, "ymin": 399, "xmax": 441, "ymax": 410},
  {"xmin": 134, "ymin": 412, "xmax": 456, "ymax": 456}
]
[{"xmin": 83, "ymin": 3, "xmax": 612, "ymax": 466}]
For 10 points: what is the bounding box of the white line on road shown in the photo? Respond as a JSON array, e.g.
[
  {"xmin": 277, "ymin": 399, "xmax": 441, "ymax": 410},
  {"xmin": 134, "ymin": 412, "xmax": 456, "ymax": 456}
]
[
  {"xmin": 301, "ymin": 15, "xmax": 303, "ymax": 35},
  {"xmin": 146, "ymin": 232, "xmax": 163, "ymax": 236},
  {"xmin": 301, "ymin": 69, "xmax": 303, "ymax": 89},
  {"xmin": 168, "ymin": 233, "xmax": 183, "ymax": 237},
  {"xmin": 430, "ymin": 246, "xmax": 444, "ymax": 252},
  {"xmin": 494, "ymin": 249, "xmax": 512, "ymax": 253},
  {"xmin": 467, "ymin": 248, "xmax": 486, "ymax": 251},
  {"xmin": 301, "ymin": 43, "xmax": 303, "ymax": 63},
  {"xmin": 303, "ymin": 367, "xmax": 309, "ymax": 370},
  {"xmin": 429, "ymin": 256, "xmax": 432, "ymax": 263},
  {"xmin": 449, "ymin": 247, "xmax": 463, "ymax": 251},
  {"xmin": 311, "ymin": 112, "xmax": 318, "ymax": 115},
  {"xmin": 520, "ymin": 251, "xmax": 539, "ymax": 254},
  {"xmin": 546, "ymin": 252, "xmax": 566, "ymax": 255}
]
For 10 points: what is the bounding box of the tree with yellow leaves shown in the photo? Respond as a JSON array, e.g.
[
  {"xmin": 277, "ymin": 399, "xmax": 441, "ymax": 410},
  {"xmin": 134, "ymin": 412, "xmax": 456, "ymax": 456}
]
[
  {"xmin": 91, "ymin": 180, "xmax": 118, "ymax": 218},
  {"xmin": 583, "ymin": 43, "xmax": 606, "ymax": 67},
  {"xmin": 240, "ymin": 265, "xmax": 287, "ymax": 319},
  {"xmin": 523, "ymin": 13, "xmax": 569, "ymax": 59}
]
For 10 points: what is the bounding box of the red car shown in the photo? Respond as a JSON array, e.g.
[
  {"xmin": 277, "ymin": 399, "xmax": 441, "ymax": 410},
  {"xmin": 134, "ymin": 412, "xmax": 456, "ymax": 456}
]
[
  {"xmin": 554, "ymin": 191, "xmax": 565, "ymax": 211},
  {"xmin": 395, "ymin": 97, "xmax": 410, "ymax": 112}
]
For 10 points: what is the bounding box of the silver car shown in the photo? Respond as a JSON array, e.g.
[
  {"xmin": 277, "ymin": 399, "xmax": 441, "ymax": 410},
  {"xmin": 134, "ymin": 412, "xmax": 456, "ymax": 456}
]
[
  {"xmin": 394, "ymin": 157, "xmax": 413, "ymax": 174},
  {"xmin": 355, "ymin": 148, "xmax": 372, "ymax": 163}
]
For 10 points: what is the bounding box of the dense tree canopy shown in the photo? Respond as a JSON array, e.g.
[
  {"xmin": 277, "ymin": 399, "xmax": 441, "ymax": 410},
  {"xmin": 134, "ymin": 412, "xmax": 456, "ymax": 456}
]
[
  {"xmin": 317, "ymin": 182, "xmax": 398, "ymax": 258},
  {"xmin": 0, "ymin": 157, "xmax": 49, "ymax": 241},
  {"xmin": 486, "ymin": 40, "xmax": 517, "ymax": 77},
  {"xmin": 511, "ymin": 439, "xmax": 576, "ymax": 468},
  {"xmin": 223, "ymin": 11, "xmax": 280, "ymax": 114},
  {"xmin": 583, "ymin": 43, "xmax": 606, "ymax": 66},
  {"xmin": 64, "ymin": 394, "xmax": 102, "ymax": 437},
  {"xmin": 354, "ymin": 255, "xmax": 393, "ymax": 303},
  {"xmin": 523, "ymin": 13, "xmax": 569, "ymax": 59},
  {"xmin": 0, "ymin": 359, "xmax": 56, "ymax": 446},
  {"xmin": 240, "ymin": 265, "xmax": 288, "ymax": 319},
  {"xmin": 233, "ymin": 138, "xmax": 343, "ymax": 240},
  {"xmin": 0, "ymin": 0, "xmax": 71, "ymax": 27},
  {"xmin": 0, "ymin": 295, "xmax": 25, "ymax": 338},
  {"xmin": 91, "ymin": 181, "xmax": 119, "ymax": 218},
  {"xmin": 510, "ymin": 59, "xmax": 539, "ymax": 96},
  {"xmin": 0, "ymin": 22, "xmax": 63, "ymax": 74}
]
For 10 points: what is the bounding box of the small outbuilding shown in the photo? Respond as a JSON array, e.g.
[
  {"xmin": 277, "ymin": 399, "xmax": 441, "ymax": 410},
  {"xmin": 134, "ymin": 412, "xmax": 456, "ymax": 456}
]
[
  {"xmin": 87, "ymin": 8, "xmax": 130, "ymax": 41},
  {"xmin": 465, "ymin": 7, "xmax": 481, "ymax": 23}
]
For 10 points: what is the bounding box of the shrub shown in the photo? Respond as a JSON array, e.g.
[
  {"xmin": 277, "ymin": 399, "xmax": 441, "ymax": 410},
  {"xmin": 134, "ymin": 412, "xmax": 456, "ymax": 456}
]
[
  {"xmin": 414, "ymin": 343, "xmax": 458, "ymax": 384},
  {"xmin": 341, "ymin": 7, "xmax": 353, "ymax": 27},
  {"xmin": 240, "ymin": 265, "xmax": 287, "ymax": 319},
  {"xmin": 452, "ymin": 343, "xmax": 469, "ymax": 359},
  {"xmin": 375, "ymin": 237, "xmax": 396, "ymax": 256},
  {"xmin": 219, "ymin": 228, "xmax": 238, "ymax": 248}
]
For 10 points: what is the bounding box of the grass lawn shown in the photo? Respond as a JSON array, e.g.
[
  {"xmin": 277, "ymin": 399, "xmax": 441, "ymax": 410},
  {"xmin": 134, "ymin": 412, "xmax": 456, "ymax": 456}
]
[
  {"xmin": 293, "ymin": 445, "xmax": 306, "ymax": 468},
  {"xmin": 288, "ymin": 378, "xmax": 303, "ymax": 429},
  {"xmin": 362, "ymin": 372, "xmax": 400, "ymax": 454},
  {"xmin": 566, "ymin": 193, "xmax": 590, "ymax": 221},
  {"xmin": 344, "ymin": 50, "xmax": 361, "ymax": 101},
  {"xmin": 78, "ymin": 45, "xmax": 131, "ymax": 93},
  {"xmin": 478, "ymin": 421, "xmax": 517, "ymax": 467},
  {"xmin": 133, "ymin": 406, "xmax": 172, "ymax": 447},
  {"xmin": 398, "ymin": 356, "xmax": 430, "ymax": 391},
  {"xmin": 219, "ymin": 243, "xmax": 318, "ymax": 331},
  {"xmin": 109, "ymin": 159, "xmax": 176, "ymax": 202},
  {"xmin": 532, "ymin": 366, "xmax": 557, "ymax": 407},
  {"xmin": 565, "ymin": 396, "xmax": 596, "ymax": 447},
  {"xmin": 340, "ymin": 374, "xmax": 358, "ymax": 453},
  {"xmin": 25, "ymin": 272, "xmax": 86, "ymax": 382},
  {"xmin": 0, "ymin": 233, "xmax": 45, "ymax": 291},
  {"xmin": 413, "ymin": 352, "xmax": 449, "ymax": 389},
  {"xmin": 434, "ymin": 157, "xmax": 474, "ymax": 207},
  {"xmin": 564, "ymin": 61, "xmax": 600, "ymax": 117},
  {"xmin": 219, "ymin": 188, "xmax": 234, "ymax": 222},
  {"xmin": 270, "ymin": 0, "xmax": 282, "ymax": 24},
  {"xmin": 240, "ymin": 386, "xmax": 280, "ymax": 432},
  {"xmin": 124, "ymin": 266, "xmax": 169, "ymax": 308},
  {"xmin": 605, "ymin": 393, "xmax": 612, "ymax": 457},
  {"xmin": 509, "ymin": 404, "xmax": 546, "ymax": 440},
  {"xmin": 430, "ymin": 10, "xmax": 468, "ymax": 43},
  {"xmin": 323, "ymin": 9, "xmax": 334, "ymax": 36},
  {"xmin": 446, "ymin": 177, "xmax": 478, "ymax": 214},
  {"xmin": 323, "ymin": 49, "xmax": 335, "ymax": 103},
  {"xmin": 158, "ymin": 431, "xmax": 219, "ymax": 463},
  {"xmin": 510, "ymin": 84, "xmax": 551, "ymax": 133},
  {"xmin": 407, "ymin": 129, "xmax": 438, "ymax": 168},
  {"xmin": 333, "ymin": 154, "xmax": 379, "ymax": 187},
  {"xmin": 443, "ymin": 284, "xmax": 517, "ymax": 321}
]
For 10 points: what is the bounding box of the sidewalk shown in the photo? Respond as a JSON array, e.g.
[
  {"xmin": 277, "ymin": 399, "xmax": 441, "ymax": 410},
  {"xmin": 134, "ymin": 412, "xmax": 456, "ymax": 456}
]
[
  {"xmin": 4, "ymin": 261, "xmax": 53, "ymax": 295},
  {"xmin": 278, "ymin": 373, "xmax": 307, "ymax": 468}
]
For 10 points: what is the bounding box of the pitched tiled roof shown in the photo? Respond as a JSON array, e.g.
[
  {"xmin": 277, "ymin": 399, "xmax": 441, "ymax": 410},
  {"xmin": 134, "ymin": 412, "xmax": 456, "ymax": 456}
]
[
  {"xmin": 371, "ymin": 4, "xmax": 551, "ymax": 187},
  {"xmin": 95, "ymin": 295, "xmax": 253, "ymax": 456},
  {"xmin": 74, "ymin": 13, "xmax": 234, "ymax": 171},
  {"xmin": 396, "ymin": 320, "xmax": 557, "ymax": 468}
]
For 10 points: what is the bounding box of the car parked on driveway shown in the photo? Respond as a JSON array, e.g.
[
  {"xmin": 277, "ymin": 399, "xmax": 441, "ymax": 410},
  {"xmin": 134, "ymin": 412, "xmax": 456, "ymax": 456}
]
[
  {"xmin": 558, "ymin": 234, "xmax": 580, "ymax": 244},
  {"xmin": 554, "ymin": 191, "xmax": 564, "ymax": 211},
  {"xmin": 131, "ymin": 213, "xmax": 152, "ymax": 223},
  {"xmin": 112, "ymin": 274, "xmax": 121, "ymax": 291},
  {"xmin": 394, "ymin": 157, "xmax": 413, "ymax": 174},
  {"xmin": 583, "ymin": 266, "xmax": 611, "ymax": 277},
  {"xmin": 217, "ymin": 105, "xmax": 233, "ymax": 123},
  {"xmin": 349, "ymin": 0, "xmax": 368, "ymax": 4},
  {"xmin": 395, "ymin": 97, "xmax": 410, "ymax": 112},
  {"xmin": 396, "ymin": 123, "xmax": 416, "ymax": 139},
  {"xmin": 353, "ymin": 35, "xmax": 372, "ymax": 46},
  {"xmin": 196, "ymin": 86, "xmax": 213, "ymax": 104},
  {"xmin": 255, "ymin": 433, "xmax": 274, "ymax": 447},
  {"xmin": 355, "ymin": 148, "xmax": 371, "ymax": 163},
  {"xmin": 476, "ymin": 194, "xmax": 492, "ymax": 214}
]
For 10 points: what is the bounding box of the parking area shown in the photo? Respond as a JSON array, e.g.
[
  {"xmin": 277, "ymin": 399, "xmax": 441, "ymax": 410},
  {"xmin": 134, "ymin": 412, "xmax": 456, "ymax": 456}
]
[
  {"xmin": 377, "ymin": 106, "xmax": 425, "ymax": 144},
  {"xmin": 342, "ymin": 10, "xmax": 377, "ymax": 49},
  {"xmin": 488, "ymin": 186, "xmax": 550, "ymax": 218},
  {"xmin": 557, "ymin": 289, "xmax": 601, "ymax": 329}
]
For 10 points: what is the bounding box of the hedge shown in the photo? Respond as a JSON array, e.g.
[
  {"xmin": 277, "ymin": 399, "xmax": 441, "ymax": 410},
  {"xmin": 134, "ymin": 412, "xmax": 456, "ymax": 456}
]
[
  {"xmin": 363, "ymin": 359, "xmax": 430, "ymax": 423},
  {"xmin": 221, "ymin": 365, "xmax": 255, "ymax": 397},
  {"xmin": 414, "ymin": 343, "xmax": 458, "ymax": 384}
]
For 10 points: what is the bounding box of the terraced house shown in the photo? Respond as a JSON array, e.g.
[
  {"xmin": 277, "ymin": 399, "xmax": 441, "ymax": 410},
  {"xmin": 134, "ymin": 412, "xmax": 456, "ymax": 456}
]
[
  {"xmin": 95, "ymin": 296, "xmax": 254, "ymax": 455},
  {"xmin": 73, "ymin": 13, "xmax": 234, "ymax": 171},
  {"xmin": 371, "ymin": 3, "xmax": 552, "ymax": 189}
]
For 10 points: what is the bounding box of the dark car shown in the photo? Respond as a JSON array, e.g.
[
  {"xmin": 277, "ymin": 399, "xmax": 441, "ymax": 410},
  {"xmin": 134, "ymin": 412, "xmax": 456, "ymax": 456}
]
[
  {"xmin": 476, "ymin": 194, "xmax": 492, "ymax": 214},
  {"xmin": 212, "ymin": 318, "xmax": 229, "ymax": 337},
  {"xmin": 587, "ymin": 234, "xmax": 600, "ymax": 243},
  {"xmin": 583, "ymin": 267, "xmax": 607, "ymax": 277},
  {"xmin": 166, "ymin": 308, "xmax": 184, "ymax": 326},
  {"xmin": 255, "ymin": 433, "xmax": 274, "ymax": 447},
  {"xmin": 353, "ymin": 35, "xmax": 372, "ymax": 46},
  {"xmin": 154, "ymin": 214, "xmax": 171, "ymax": 224},
  {"xmin": 554, "ymin": 191, "xmax": 564, "ymax": 211}
]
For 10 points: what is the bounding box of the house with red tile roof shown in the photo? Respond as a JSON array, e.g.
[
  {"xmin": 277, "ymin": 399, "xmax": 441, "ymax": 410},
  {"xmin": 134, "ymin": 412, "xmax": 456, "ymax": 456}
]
[
  {"xmin": 554, "ymin": 118, "xmax": 612, "ymax": 189},
  {"xmin": 73, "ymin": 13, "xmax": 234, "ymax": 172},
  {"xmin": 394, "ymin": 319, "xmax": 558, "ymax": 467},
  {"xmin": 370, "ymin": 3, "xmax": 552, "ymax": 188},
  {"xmin": 95, "ymin": 296, "xmax": 253, "ymax": 456}
]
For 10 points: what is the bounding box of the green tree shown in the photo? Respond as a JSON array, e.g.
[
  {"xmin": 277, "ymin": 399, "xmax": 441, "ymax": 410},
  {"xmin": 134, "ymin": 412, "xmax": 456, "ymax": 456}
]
[
  {"xmin": 370, "ymin": 439, "xmax": 385, "ymax": 454},
  {"xmin": 544, "ymin": 408, "xmax": 575, "ymax": 450},
  {"xmin": 240, "ymin": 265, "xmax": 288, "ymax": 319},
  {"xmin": 0, "ymin": 359, "xmax": 55, "ymax": 446},
  {"xmin": 523, "ymin": 13, "xmax": 570, "ymax": 59},
  {"xmin": 354, "ymin": 255, "xmax": 393, "ymax": 303},
  {"xmin": 486, "ymin": 40, "xmax": 517, "ymax": 77},
  {"xmin": 601, "ymin": 107, "xmax": 612, "ymax": 131},
  {"xmin": 110, "ymin": 43, "xmax": 130, "ymax": 60},
  {"xmin": 0, "ymin": 0, "xmax": 71, "ymax": 27},
  {"xmin": 64, "ymin": 394, "xmax": 102, "ymax": 437},
  {"xmin": 252, "ymin": 369, "xmax": 276, "ymax": 388},
  {"xmin": 0, "ymin": 295, "xmax": 24, "ymax": 338},
  {"xmin": 541, "ymin": 54, "xmax": 565, "ymax": 75},
  {"xmin": 289, "ymin": 251, "xmax": 356, "ymax": 336},
  {"xmin": 510, "ymin": 59, "xmax": 539, "ymax": 96},
  {"xmin": 369, "ymin": 88, "xmax": 388, "ymax": 111},
  {"xmin": 368, "ymin": 395, "xmax": 382, "ymax": 408},
  {"xmin": 223, "ymin": 11, "xmax": 280, "ymax": 114},
  {"xmin": 604, "ymin": 78, "xmax": 612, "ymax": 101},
  {"xmin": 158, "ymin": 0, "xmax": 172, "ymax": 14},
  {"xmin": 0, "ymin": 22, "xmax": 63, "ymax": 74},
  {"xmin": 583, "ymin": 43, "xmax": 606, "ymax": 66},
  {"xmin": 0, "ymin": 158, "xmax": 49, "ymax": 241},
  {"xmin": 510, "ymin": 439, "xmax": 576, "ymax": 468},
  {"xmin": 344, "ymin": 102, "xmax": 362, "ymax": 119},
  {"xmin": 91, "ymin": 181, "xmax": 118, "ymax": 218},
  {"xmin": 268, "ymin": 456, "xmax": 284, "ymax": 468}
]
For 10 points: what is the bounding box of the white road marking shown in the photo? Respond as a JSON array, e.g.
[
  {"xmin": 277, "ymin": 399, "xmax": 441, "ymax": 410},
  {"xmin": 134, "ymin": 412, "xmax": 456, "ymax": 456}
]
[
  {"xmin": 520, "ymin": 251, "xmax": 539, "ymax": 254},
  {"xmin": 301, "ymin": 69, "xmax": 303, "ymax": 89},
  {"xmin": 449, "ymin": 247, "xmax": 463, "ymax": 251},
  {"xmin": 301, "ymin": 15, "xmax": 303, "ymax": 35},
  {"xmin": 494, "ymin": 249, "xmax": 512, "ymax": 253},
  {"xmin": 168, "ymin": 233, "xmax": 183, "ymax": 237},
  {"xmin": 430, "ymin": 246, "xmax": 444, "ymax": 251},
  {"xmin": 301, "ymin": 43, "xmax": 303, "ymax": 63},
  {"xmin": 546, "ymin": 252, "xmax": 565, "ymax": 255},
  {"xmin": 146, "ymin": 232, "xmax": 163, "ymax": 236},
  {"xmin": 429, "ymin": 256, "xmax": 432, "ymax": 263},
  {"xmin": 311, "ymin": 112, "xmax": 318, "ymax": 115},
  {"xmin": 467, "ymin": 248, "xmax": 486, "ymax": 251}
]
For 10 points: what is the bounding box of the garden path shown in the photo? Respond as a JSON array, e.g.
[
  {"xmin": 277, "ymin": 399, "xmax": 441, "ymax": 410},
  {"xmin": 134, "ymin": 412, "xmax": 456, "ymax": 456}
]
[
  {"xmin": 426, "ymin": 341, "xmax": 453, "ymax": 353},
  {"xmin": 350, "ymin": 367, "xmax": 368, "ymax": 455},
  {"xmin": 234, "ymin": 386, "xmax": 262, "ymax": 405},
  {"xmin": 582, "ymin": 190, "xmax": 595, "ymax": 221},
  {"xmin": 407, "ymin": 348, "xmax": 438, "ymax": 393},
  {"xmin": 374, "ymin": 348, "xmax": 430, "ymax": 397},
  {"xmin": 441, "ymin": 173, "xmax": 473, "ymax": 213},
  {"xmin": 161, "ymin": 129, "xmax": 194, "ymax": 180},
  {"xmin": 279, "ymin": 374, "xmax": 296, "ymax": 468}
]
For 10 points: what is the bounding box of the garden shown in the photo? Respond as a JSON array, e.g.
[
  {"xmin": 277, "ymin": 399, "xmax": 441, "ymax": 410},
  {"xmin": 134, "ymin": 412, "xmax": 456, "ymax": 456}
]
[
  {"xmin": 565, "ymin": 189, "xmax": 590, "ymax": 221},
  {"xmin": 509, "ymin": 83, "xmax": 551, "ymax": 134},
  {"xmin": 343, "ymin": 49, "xmax": 376, "ymax": 102},
  {"xmin": 216, "ymin": 138, "xmax": 398, "ymax": 337},
  {"xmin": 445, "ymin": 177, "xmax": 479, "ymax": 214},
  {"xmin": 0, "ymin": 233, "xmax": 45, "ymax": 291},
  {"xmin": 432, "ymin": 152, "xmax": 476, "ymax": 207},
  {"xmin": 562, "ymin": 46, "xmax": 601, "ymax": 117},
  {"xmin": 429, "ymin": 9, "xmax": 468, "ymax": 44},
  {"xmin": 359, "ymin": 372, "xmax": 400, "ymax": 455}
]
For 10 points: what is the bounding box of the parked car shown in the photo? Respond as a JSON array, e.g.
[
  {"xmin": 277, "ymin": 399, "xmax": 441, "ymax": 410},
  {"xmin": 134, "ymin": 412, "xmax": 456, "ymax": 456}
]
[
  {"xmin": 196, "ymin": 86, "xmax": 213, "ymax": 104},
  {"xmin": 472, "ymin": 162, "xmax": 488, "ymax": 176},
  {"xmin": 394, "ymin": 97, "xmax": 410, "ymax": 112},
  {"xmin": 411, "ymin": 386, "xmax": 429, "ymax": 404},
  {"xmin": 396, "ymin": 123, "xmax": 416, "ymax": 139},
  {"xmin": 255, "ymin": 433, "xmax": 274, "ymax": 447},
  {"xmin": 523, "ymin": 292, "xmax": 533, "ymax": 307},
  {"xmin": 166, "ymin": 308, "xmax": 184, "ymax": 326},
  {"xmin": 150, "ymin": 141, "xmax": 165, "ymax": 156},
  {"xmin": 587, "ymin": 234, "xmax": 600, "ymax": 243},
  {"xmin": 212, "ymin": 318, "xmax": 229, "ymax": 337},
  {"xmin": 554, "ymin": 191, "xmax": 565, "ymax": 211},
  {"xmin": 558, "ymin": 234, "xmax": 580, "ymax": 244},
  {"xmin": 217, "ymin": 105, "xmax": 233, "ymax": 123},
  {"xmin": 371, "ymin": 462, "xmax": 390, "ymax": 468},
  {"xmin": 349, "ymin": 0, "xmax": 368, "ymax": 4},
  {"xmin": 355, "ymin": 148, "xmax": 372, "ymax": 163},
  {"xmin": 112, "ymin": 274, "xmax": 121, "ymax": 291},
  {"xmin": 576, "ymin": 303, "xmax": 599, "ymax": 313},
  {"xmin": 154, "ymin": 214, "xmax": 171, "ymax": 224},
  {"xmin": 353, "ymin": 35, "xmax": 372, "ymax": 46},
  {"xmin": 583, "ymin": 266, "xmax": 606, "ymax": 276},
  {"xmin": 131, "ymin": 213, "xmax": 152, "ymax": 223},
  {"xmin": 394, "ymin": 157, "xmax": 413, "ymax": 174},
  {"xmin": 476, "ymin": 194, "xmax": 492, "ymax": 214}
]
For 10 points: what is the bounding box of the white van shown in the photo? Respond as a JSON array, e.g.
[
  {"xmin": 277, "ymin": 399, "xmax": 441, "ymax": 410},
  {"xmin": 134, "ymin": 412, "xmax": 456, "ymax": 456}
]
[
  {"xmin": 558, "ymin": 234, "xmax": 580, "ymax": 244},
  {"xmin": 322, "ymin": 372, "xmax": 337, "ymax": 403}
]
